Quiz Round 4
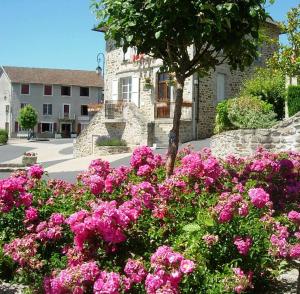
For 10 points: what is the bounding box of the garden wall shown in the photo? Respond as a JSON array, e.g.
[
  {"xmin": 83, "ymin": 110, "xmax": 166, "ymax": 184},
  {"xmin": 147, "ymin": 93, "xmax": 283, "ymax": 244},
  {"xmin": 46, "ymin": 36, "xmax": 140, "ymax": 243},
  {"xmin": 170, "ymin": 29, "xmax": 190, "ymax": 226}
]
[
  {"xmin": 211, "ymin": 112, "xmax": 300, "ymax": 158},
  {"xmin": 73, "ymin": 103, "xmax": 153, "ymax": 158}
]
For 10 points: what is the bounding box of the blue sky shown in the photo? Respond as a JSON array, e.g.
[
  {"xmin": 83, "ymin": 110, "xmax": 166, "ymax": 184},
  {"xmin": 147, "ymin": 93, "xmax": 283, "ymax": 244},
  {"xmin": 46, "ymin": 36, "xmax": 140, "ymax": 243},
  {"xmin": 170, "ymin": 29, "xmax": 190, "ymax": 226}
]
[{"xmin": 0, "ymin": 0, "xmax": 298, "ymax": 71}]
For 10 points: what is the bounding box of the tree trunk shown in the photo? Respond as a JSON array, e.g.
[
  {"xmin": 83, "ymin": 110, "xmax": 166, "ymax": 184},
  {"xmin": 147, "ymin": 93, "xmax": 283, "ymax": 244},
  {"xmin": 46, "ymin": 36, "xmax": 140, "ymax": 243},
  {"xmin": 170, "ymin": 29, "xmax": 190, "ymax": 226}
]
[
  {"xmin": 297, "ymin": 265, "xmax": 300, "ymax": 294},
  {"xmin": 165, "ymin": 79, "xmax": 185, "ymax": 177}
]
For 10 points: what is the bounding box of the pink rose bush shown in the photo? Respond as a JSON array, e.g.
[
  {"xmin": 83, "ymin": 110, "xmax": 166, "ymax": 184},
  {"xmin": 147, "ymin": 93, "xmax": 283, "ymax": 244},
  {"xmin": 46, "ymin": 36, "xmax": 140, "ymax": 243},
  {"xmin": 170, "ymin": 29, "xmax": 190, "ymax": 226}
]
[{"xmin": 0, "ymin": 146, "xmax": 300, "ymax": 293}]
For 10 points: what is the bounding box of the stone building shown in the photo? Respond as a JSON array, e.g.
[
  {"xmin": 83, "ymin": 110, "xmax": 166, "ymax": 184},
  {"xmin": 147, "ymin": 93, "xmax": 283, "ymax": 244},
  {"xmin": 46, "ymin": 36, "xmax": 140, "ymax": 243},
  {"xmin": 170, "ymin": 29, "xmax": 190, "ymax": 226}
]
[
  {"xmin": 74, "ymin": 19, "xmax": 281, "ymax": 157},
  {"xmin": 0, "ymin": 66, "xmax": 103, "ymax": 138}
]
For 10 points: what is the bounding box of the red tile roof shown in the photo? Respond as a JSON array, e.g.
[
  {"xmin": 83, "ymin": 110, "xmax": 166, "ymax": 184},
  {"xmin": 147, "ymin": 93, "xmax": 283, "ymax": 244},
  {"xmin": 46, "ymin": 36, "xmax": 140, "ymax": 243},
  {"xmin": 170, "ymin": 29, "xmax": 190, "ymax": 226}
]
[{"xmin": 2, "ymin": 66, "xmax": 103, "ymax": 88}]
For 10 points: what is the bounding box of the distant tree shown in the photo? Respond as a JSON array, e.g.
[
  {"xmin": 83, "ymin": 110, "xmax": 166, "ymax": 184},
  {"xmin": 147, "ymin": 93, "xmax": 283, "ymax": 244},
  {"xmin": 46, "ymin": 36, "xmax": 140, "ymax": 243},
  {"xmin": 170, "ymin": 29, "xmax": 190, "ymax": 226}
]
[
  {"xmin": 93, "ymin": 0, "xmax": 270, "ymax": 175},
  {"xmin": 268, "ymin": 4, "xmax": 300, "ymax": 78},
  {"xmin": 18, "ymin": 105, "xmax": 38, "ymax": 139}
]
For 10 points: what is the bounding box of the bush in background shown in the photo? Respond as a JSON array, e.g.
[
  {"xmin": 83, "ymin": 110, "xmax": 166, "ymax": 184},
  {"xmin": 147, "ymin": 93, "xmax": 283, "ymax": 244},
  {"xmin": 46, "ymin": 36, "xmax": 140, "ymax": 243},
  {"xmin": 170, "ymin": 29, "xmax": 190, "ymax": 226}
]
[
  {"xmin": 0, "ymin": 129, "xmax": 8, "ymax": 144},
  {"xmin": 214, "ymin": 100, "xmax": 235, "ymax": 134},
  {"xmin": 96, "ymin": 136, "xmax": 127, "ymax": 146},
  {"xmin": 287, "ymin": 85, "xmax": 300, "ymax": 117},
  {"xmin": 241, "ymin": 68, "xmax": 286, "ymax": 120},
  {"xmin": 227, "ymin": 96, "xmax": 277, "ymax": 129}
]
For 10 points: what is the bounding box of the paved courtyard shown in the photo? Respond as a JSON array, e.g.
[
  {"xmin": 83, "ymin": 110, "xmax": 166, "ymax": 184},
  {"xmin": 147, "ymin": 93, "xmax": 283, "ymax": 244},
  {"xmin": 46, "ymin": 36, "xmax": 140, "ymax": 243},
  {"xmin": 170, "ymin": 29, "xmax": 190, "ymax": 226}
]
[{"xmin": 0, "ymin": 138, "xmax": 211, "ymax": 182}]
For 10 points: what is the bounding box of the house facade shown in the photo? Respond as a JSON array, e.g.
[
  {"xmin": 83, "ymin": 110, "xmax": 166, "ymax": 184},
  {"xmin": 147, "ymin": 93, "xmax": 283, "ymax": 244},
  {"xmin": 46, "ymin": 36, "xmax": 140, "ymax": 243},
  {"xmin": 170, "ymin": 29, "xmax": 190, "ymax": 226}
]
[
  {"xmin": 74, "ymin": 20, "xmax": 281, "ymax": 157},
  {"xmin": 0, "ymin": 66, "xmax": 103, "ymax": 138}
]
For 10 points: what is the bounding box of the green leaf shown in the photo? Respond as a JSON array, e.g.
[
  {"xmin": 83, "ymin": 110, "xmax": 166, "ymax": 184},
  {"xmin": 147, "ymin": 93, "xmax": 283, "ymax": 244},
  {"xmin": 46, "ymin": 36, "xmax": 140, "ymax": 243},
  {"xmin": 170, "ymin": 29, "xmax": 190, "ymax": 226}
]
[
  {"xmin": 155, "ymin": 31, "xmax": 161, "ymax": 39},
  {"xmin": 182, "ymin": 223, "xmax": 201, "ymax": 232}
]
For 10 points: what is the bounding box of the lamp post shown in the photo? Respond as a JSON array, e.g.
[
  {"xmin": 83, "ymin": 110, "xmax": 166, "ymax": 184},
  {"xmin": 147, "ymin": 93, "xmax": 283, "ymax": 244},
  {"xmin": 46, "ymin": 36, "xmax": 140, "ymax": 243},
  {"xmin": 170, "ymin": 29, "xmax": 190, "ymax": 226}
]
[{"xmin": 96, "ymin": 52, "xmax": 105, "ymax": 78}]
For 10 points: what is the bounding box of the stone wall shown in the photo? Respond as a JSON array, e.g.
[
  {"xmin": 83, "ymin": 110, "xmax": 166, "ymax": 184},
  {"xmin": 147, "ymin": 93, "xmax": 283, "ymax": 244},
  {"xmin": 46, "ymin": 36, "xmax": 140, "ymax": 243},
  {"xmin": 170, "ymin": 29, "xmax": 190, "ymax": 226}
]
[
  {"xmin": 211, "ymin": 112, "xmax": 300, "ymax": 158},
  {"xmin": 73, "ymin": 103, "xmax": 152, "ymax": 158}
]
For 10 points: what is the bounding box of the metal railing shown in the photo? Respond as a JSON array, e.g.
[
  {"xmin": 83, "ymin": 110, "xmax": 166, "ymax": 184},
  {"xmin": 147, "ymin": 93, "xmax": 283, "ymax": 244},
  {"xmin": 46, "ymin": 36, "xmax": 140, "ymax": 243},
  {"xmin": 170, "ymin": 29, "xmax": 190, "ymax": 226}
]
[
  {"xmin": 104, "ymin": 100, "xmax": 126, "ymax": 120},
  {"xmin": 155, "ymin": 101, "xmax": 192, "ymax": 120},
  {"xmin": 58, "ymin": 113, "xmax": 76, "ymax": 120}
]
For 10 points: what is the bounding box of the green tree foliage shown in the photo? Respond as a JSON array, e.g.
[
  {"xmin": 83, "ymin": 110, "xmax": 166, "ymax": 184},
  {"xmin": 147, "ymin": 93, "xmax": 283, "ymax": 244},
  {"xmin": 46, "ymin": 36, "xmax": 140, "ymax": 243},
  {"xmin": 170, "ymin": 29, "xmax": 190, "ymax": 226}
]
[
  {"xmin": 18, "ymin": 105, "xmax": 38, "ymax": 131},
  {"xmin": 268, "ymin": 4, "xmax": 300, "ymax": 77},
  {"xmin": 214, "ymin": 101, "xmax": 234, "ymax": 134},
  {"xmin": 93, "ymin": 0, "xmax": 269, "ymax": 175},
  {"xmin": 241, "ymin": 68, "xmax": 286, "ymax": 120},
  {"xmin": 0, "ymin": 129, "xmax": 8, "ymax": 144},
  {"xmin": 287, "ymin": 85, "xmax": 300, "ymax": 116},
  {"xmin": 227, "ymin": 96, "xmax": 277, "ymax": 129},
  {"xmin": 214, "ymin": 96, "xmax": 277, "ymax": 134}
]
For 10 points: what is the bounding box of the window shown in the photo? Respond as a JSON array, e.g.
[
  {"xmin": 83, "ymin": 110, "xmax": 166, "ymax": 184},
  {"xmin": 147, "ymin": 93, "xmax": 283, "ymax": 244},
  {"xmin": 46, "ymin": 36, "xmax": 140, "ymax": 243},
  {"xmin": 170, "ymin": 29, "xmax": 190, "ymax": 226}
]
[
  {"xmin": 44, "ymin": 85, "xmax": 53, "ymax": 96},
  {"xmin": 81, "ymin": 105, "xmax": 88, "ymax": 116},
  {"xmin": 120, "ymin": 77, "xmax": 132, "ymax": 102},
  {"xmin": 43, "ymin": 104, "xmax": 52, "ymax": 115},
  {"xmin": 217, "ymin": 73, "xmax": 226, "ymax": 102},
  {"xmin": 21, "ymin": 84, "xmax": 30, "ymax": 95},
  {"xmin": 61, "ymin": 86, "xmax": 71, "ymax": 96},
  {"xmin": 41, "ymin": 123, "xmax": 53, "ymax": 133},
  {"xmin": 157, "ymin": 73, "xmax": 171, "ymax": 101},
  {"xmin": 63, "ymin": 104, "xmax": 70, "ymax": 118},
  {"xmin": 5, "ymin": 105, "xmax": 9, "ymax": 113},
  {"xmin": 80, "ymin": 87, "xmax": 89, "ymax": 97},
  {"xmin": 21, "ymin": 103, "xmax": 28, "ymax": 109}
]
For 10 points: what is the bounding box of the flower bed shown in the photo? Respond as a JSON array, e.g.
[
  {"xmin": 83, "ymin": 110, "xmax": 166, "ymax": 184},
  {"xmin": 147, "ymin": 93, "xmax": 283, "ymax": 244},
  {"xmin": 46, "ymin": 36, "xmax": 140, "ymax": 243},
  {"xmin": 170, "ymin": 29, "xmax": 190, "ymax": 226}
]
[
  {"xmin": 0, "ymin": 146, "xmax": 300, "ymax": 293},
  {"xmin": 22, "ymin": 152, "xmax": 37, "ymax": 166}
]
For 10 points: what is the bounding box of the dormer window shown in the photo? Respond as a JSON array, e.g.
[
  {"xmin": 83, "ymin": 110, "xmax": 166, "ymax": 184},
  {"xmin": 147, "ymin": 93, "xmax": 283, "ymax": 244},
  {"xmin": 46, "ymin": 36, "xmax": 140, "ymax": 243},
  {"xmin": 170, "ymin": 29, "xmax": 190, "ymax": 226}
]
[{"xmin": 21, "ymin": 84, "xmax": 30, "ymax": 95}]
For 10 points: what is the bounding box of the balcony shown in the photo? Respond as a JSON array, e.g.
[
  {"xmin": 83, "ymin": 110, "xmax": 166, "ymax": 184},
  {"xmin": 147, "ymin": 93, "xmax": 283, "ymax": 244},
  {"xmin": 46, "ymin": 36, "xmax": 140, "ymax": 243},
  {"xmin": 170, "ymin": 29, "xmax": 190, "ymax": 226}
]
[
  {"xmin": 104, "ymin": 100, "xmax": 126, "ymax": 122},
  {"xmin": 155, "ymin": 101, "xmax": 192, "ymax": 120},
  {"xmin": 77, "ymin": 115, "xmax": 91, "ymax": 121},
  {"xmin": 58, "ymin": 113, "xmax": 76, "ymax": 121}
]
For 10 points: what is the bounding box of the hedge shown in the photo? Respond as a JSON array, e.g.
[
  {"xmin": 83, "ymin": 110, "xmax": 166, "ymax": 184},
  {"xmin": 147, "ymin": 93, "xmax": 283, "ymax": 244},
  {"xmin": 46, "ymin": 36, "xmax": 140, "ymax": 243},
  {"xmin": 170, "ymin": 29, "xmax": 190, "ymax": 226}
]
[
  {"xmin": 287, "ymin": 85, "xmax": 300, "ymax": 117},
  {"xmin": 0, "ymin": 129, "xmax": 8, "ymax": 145}
]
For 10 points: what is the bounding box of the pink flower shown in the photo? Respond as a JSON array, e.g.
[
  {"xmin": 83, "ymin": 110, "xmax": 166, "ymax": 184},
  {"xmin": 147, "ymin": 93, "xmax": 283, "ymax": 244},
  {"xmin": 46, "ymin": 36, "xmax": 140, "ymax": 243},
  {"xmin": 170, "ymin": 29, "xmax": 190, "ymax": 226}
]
[
  {"xmin": 180, "ymin": 259, "xmax": 195, "ymax": 274},
  {"xmin": 49, "ymin": 213, "xmax": 65, "ymax": 225},
  {"xmin": 234, "ymin": 237, "xmax": 252, "ymax": 255},
  {"xmin": 248, "ymin": 188, "xmax": 270, "ymax": 209},
  {"xmin": 202, "ymin": 234, "xmax": 219, "ymax": 246},
  {"xmin": 288, "ymin": 211, "xmax": 300, "ymax": 224},
  {"xmin": 124, "ymin": 259, "xmax": 147, "ymax": 283},
  {"xmin": 28, "ymin": 164, "xmax": 44, "ymax": 179},
  {"xmin": 94, "ymin": 271, "xmax": 121, "ymax": 294},
  {"xmin": 218, "ymin": 207, "xmax": 233, "ymax": 223},
  {"xmin": 290, "ymin": 244, "xmax": 300, "ymax": 259},
  {"xmin": 25, "ymin": 207, "xmax": 38, "ymax": 222}
]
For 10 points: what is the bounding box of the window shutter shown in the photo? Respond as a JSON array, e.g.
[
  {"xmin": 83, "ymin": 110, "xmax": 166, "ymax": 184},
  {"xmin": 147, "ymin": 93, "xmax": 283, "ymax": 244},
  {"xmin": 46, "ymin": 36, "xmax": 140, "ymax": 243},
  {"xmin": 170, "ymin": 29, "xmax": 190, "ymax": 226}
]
[
  {"xmin": 112, "ymin": 79, "xmax": 118, "ymax": 101},
  {"xmin": 217, "ymin": 73, "xmax": 225, "ymax": 102},
  {"xmin": 15, "ymin": 121, "xmax": 19, "ymax": 133},
  {"xmin": 77, "ymin": 123, "xmax": 81, "ymax": 134},
  {"xmin": 124, "ymin": 48, "xmax": 131, "ymax": 61},
  {"xmin": 131, "ymin": 76, "xmax": 140, "ymax": 107}
]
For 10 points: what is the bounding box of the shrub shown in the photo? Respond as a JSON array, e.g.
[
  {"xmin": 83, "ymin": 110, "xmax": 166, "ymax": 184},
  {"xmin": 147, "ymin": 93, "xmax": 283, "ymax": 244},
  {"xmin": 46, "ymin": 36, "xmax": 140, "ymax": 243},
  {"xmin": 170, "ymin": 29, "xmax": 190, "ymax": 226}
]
[
  {"xmin": 287, "ymin": 85, "xmax": 300, "ymax": 117},
  {"xmin": 0, "ymin": 129, "xmax": 8, "ymax": 144},
  {"xmin": 96, "ymin": 136, "xmax": 127, "ymax": 146},
  {"xmin": 214, "ymin": 100, "xmax": 235, "ymax": 134},
  {"xmin": 18, "ymin": 105, "xmax": 38, "ymax": 131},
  {"xmin": 241, "ymin": 68, "xmax": 286, "ymax": 120},
  {"xmin": 0, "ymin": 147, "xmax": 300, "ymax": 293},
  {"xmin": 227, "ymin": 96, "xmax": 277, "ymax": 129}
]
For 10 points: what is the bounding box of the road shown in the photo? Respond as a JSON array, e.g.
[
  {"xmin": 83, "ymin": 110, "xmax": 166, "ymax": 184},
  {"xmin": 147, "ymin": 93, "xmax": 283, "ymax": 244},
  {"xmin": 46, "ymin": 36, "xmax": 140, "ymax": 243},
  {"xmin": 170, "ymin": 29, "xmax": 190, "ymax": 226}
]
[{"xmin": 0, "ymin": 139, "xmax": 210, "ymax": 183}]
